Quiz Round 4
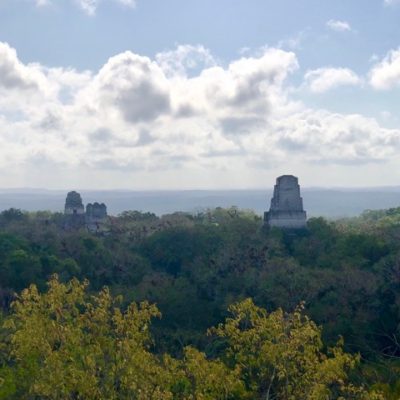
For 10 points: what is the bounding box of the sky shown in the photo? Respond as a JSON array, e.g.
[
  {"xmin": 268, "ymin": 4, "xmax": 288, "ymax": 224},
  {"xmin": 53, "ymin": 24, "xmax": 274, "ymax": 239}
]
[{"xmin": 1, "ymin": 0, "xmax": 400, "ymax": 189}]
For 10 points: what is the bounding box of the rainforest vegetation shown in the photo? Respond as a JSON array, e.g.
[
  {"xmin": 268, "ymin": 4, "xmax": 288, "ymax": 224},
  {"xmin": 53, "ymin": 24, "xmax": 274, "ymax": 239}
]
[{"xmin": 0, "ymin": 206, "xmax": 400, "ymax": 399}]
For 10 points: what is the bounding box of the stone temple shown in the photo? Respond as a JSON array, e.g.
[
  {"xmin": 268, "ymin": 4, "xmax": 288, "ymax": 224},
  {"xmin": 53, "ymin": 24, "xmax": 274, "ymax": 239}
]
[
  {"xmin": 64, "ymin": 191, "xmax": 86, "ymax": 229},
  {"xmin": 64, "ymin": 191, "xmax": 108, "ymax": 231},
  {"xmin": 65, "ymin": 191, "xmax": 85, "ymax": 216},
  {"xmin": 86, "ymin": 202, "xmax": 107, "ymax": 233},
  {"xmin": 264, "ymin": 175, "xmax": 307, "ymax": 229}
]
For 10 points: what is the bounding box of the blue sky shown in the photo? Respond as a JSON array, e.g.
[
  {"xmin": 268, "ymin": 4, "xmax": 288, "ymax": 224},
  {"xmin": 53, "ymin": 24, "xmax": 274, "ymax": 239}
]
[
  {"xmin": 2, "ymin": 1, "xmax": 398, "ymax": 71},
  {"xmin": 0, "ymin": 0, "xmax": 400, "ymax": 189}
]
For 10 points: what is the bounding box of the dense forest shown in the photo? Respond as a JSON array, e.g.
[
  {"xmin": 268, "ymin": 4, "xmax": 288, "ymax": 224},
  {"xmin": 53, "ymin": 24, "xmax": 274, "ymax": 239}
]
[{"xmin": 0, "ymin": 206, "xmax": 400, "ymax": 399}]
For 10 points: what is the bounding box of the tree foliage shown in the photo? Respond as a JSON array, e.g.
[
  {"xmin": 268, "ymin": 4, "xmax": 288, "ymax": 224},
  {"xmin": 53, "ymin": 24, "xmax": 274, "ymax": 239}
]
[
  {"xmin": 0, "ymin": 207, "xmax": 399, "ymax": 394},
  {"xmin": 0, "ymin": 277, "xmax": 382, "ymax": 399}
]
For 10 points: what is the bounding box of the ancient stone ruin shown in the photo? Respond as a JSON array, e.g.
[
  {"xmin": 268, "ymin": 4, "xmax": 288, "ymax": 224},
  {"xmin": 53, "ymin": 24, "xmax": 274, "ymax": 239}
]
[
  {"xmin": 63, "ymin": 191, "xmax": 108, "ymax": 232},
  {"xmin": 64, "ymin": 191, "xmax": 86, "ymax": 229},
  {"xmin": 65, "ymin": 191, "xmax": 85, "ymax": 215},
  {"xmin": 86, "ymin": 202, "xmax": 107, "ymax": 233},
  {"xmin": 264, "ymin": 175, "xmax": 307, "ymax": 229}
]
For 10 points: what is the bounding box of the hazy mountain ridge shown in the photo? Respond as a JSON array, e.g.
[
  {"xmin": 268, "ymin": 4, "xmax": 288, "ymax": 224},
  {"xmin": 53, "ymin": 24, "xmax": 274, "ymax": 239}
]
[{"xmin": 1, "ymin": 188, "xmax": 400, "ymax": 218}]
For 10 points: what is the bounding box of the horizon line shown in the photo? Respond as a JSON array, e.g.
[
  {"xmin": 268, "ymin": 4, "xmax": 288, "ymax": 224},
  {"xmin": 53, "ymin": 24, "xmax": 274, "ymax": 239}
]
[{"xmin": 0, "ymin": 186, "xmax": 400, "ymax": 192}]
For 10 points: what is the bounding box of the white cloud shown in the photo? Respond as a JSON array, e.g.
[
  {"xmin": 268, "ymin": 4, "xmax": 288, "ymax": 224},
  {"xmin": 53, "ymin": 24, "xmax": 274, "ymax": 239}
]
[
  {"xmin": 304, "ymin": 67, "xmax": 362, "ymax": 93},
  {"xmin": 326, "ymin": 19, "xmax": 352, "ymax": 32},
  {"xmin": 369, "ymin": 48, "xmax": 400, "ymax": 90},
  {"xmin": 83, "ymin": 0, "xmax": 136, "ymax": 14},
  {"xmin": 156, "ymin": 45, "xmax": 216, "ymax": 77},
  {"xmin": 35, "ymin": 0, "xmax": 51, "ymax": 6},
  {"xmin": 0, "ymin": 42, "xmax": 41, "ymax": 90},
  {"xmin": 116, "ymin": 0, "xmax": 135, "ymax": 5},
  {"xmin": 32, "ymin": 0, "xmax": 136, "ymax": 15},
  {"xmin": 274, "ymin": 111, "xmax": 399, "ymax": 165},
  {"xmin": 0, "ymin": 41, "xmax": 399, "ymax": 188},
  {"xmin": 93, "ymin": 51, "xmax": 171, "ymax": 123},
  {"xmin": 384, "ymin": 0, "xmax": 400, "ymax": 6},
  {"xmin": 277, "ymin": 29, "xmax": 309, "ymax": 50},
  {"xmin": 76, "ymin": 0, "xmax": 98, "ymax": 15}
]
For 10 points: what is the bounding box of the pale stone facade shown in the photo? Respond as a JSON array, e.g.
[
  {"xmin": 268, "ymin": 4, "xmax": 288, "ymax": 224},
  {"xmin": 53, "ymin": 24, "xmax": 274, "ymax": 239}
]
[{"xmin": 264, "ymin": 175, "xmax": 307, "ymax": 229}]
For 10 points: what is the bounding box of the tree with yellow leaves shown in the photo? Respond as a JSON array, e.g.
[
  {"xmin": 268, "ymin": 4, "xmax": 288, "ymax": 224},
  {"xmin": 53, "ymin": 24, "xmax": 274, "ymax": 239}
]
[
  {"xmin": 0, "ymin": 277, "xmax": 383, "ymax": 399},
  {"xmin": 1, "ymin": 277, "xmax": 171, "ymax": 399},
  {"xmin": 210, "ymin": 298, "xmax": 382, "ymax": 400}
]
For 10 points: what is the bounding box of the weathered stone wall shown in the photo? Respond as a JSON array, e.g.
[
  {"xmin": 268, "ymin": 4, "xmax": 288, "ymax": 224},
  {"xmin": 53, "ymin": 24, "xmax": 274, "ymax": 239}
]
[
  {"xmin": 86, "ymin": 202, "xmax": 108, "ymax": 233},
  {"xmin": 64, "ymin": 191, "xmax": 85, "ymax": 229},
  {"xmin": 64, "ymin": 191, "xmax": 85, "ymax": 215},
  {"xmin": 64, "ymin": 192, "xmax": 108, "ymax": 231},
  {"xmin": 270, "ymin": 176, "xmax": 304, "ymax": 212},
  {"xmin": 86, "ymin": 202, "xmax": 107, "ymax": 221},
  {"xmin": 265, "ymin": 175, "xmax": 307, "ymax": 229}
]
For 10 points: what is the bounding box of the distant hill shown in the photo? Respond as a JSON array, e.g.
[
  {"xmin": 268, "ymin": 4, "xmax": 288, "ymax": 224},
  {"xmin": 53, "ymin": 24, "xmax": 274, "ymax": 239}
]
[{"xmin": 0, "ymin": 188, "xmax": 400, "ymax": 218}]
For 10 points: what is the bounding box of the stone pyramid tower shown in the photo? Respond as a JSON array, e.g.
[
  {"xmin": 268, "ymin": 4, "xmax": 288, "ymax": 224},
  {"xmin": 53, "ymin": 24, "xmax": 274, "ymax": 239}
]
[{"xmin": 264, "ymin": 175, "xmax": 307, "ymax": 229}]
